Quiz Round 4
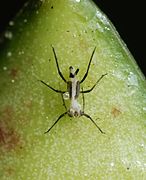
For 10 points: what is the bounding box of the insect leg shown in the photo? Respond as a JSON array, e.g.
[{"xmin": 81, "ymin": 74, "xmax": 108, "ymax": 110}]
[
  {"xmin": 80, "ymin": 47, "xmax": 96, "ymax": 84},
  {"xmin": 80, "ymin": 73, "xmax": 107, "ymax": 93},
  {"xmin": 39, "ymin": 80, "xmax": 66, "ymax": 93},
  {"xmin": 81, "ymin": 87, "xmax": 85, "ymax": 112},
  {"xmin": 44, "ymin": 112, "xmax": 67, "ymax": 134},
  {"xmin": 82, "ymin": 113, "xmax": 105, "ymax": 134},
  {"xmin": 51, "ymin": 46, "xmax": 67, "ymax": 83}
]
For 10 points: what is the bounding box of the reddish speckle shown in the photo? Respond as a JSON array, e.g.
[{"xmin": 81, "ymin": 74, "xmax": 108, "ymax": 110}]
[
  {"xmin": 0, "ymin": 127, "xmax": 6, "ymax": 144},
  {"xmin": 5, "ymin": 167, "xmax": 15, "ymax": 176},
  {"xmin": 2, "ymin": 105, "xmax": 13, "ymax": 122},
  {"xmin": 0, "ymin": 125, "xmax": 20, "ymax": 151},
  {"xmin": 9, "ymin": 68, "xmax": 18, "ymax": 79},
  {"xmin": 111, "ymin": 107, "xmax": 121, "ymax": 118},
  {"xmin": 0, "ymin": 106, "xmax": 22, "ymax": 151}
]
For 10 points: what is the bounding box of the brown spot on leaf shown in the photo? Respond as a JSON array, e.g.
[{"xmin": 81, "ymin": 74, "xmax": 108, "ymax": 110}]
[
  {"xmin": 9, "ymin": 68, "xmax": 18, "ymax": 79},
  {"xmin": 0, "ymin": 127, "xmax": 6, "ymax": 144},
  {"xmin": 5, "ymin": 167, "xmax": 15, "ymax": 176},
  {"xmin": 1, "ymin": 105, "xmax": 14, "ymax": 122},
  {"xmin": 111, "ymin": 107, "xmax": 121, "ymax": 118},
  {"xmin": 0, "ymin": 106, "xmax": 23, "ymax": 151},
  {"xmin": 0, "ymin": 125, "xmax": 21, "ymax": 151}
]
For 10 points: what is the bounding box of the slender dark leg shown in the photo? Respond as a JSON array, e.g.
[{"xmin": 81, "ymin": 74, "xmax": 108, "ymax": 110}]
[
  {"xmin": 80, "ymin": 73, "xmax": 107, "ymax": 93},
  {"xmin": 44, "ymin": 112, "xmax": 67, "ymax": 134},
  {"xmin": 51, "ymin": 46, "xmax": 67, "ymax": 83},
  {"xmin": 39, "ymin": 80, "xmax": 66, "ymax": 93},
  {"xmin": 80, "ymin": 47, "xmax": 96, "ymax": 84},
  {"xmin": 81, "ymin": 87, "xmax": 85, "ymax": 112},
  {"xmin": 82, "ymin": 113, "xmax": 105, "ymax": 134}
]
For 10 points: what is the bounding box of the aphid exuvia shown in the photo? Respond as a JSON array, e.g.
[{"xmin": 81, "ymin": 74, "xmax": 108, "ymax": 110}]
[{"xmin": 40, "ymin": 46, "xmax": 107, "ymax": 134}]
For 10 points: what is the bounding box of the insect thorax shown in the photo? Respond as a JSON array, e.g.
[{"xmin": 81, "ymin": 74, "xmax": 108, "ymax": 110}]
[{"xmin": 67, "ymin": 80, "xmax": 80, "ymax": 99}]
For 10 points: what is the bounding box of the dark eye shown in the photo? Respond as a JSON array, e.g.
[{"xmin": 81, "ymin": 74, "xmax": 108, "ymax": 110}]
[{"xmin": 69, "ymin": 66, "xmax": 73, "ymax": 70}]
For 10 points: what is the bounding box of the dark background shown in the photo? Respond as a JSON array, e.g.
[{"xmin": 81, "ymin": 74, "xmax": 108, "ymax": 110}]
[{"xmin": 0, "ymin": 0, "xmax": 145, "ymax": 76}]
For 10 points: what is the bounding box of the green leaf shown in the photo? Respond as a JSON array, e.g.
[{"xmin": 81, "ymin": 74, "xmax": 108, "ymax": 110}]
[{"xmin": 0, "ymin": 0, "xmax": 146, "ymax": 179}]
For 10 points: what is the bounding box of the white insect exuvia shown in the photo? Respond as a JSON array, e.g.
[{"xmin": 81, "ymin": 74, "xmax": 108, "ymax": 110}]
[{"xmin": 39, "ymin": 46, "xmax": 107, "ymax": 134}]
